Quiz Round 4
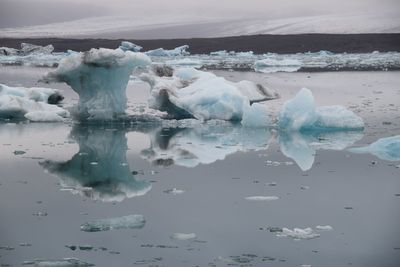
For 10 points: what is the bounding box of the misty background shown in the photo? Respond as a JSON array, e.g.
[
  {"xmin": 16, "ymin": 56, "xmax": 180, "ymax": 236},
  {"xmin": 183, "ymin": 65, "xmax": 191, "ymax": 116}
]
[{"xmin": 0, "ymin": 0, "xmax": 399, "ymax": 38}]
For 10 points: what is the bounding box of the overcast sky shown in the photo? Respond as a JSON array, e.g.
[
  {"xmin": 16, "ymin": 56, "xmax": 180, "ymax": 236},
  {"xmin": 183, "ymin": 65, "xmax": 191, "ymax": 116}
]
[{"xmin": 1, "ymin": 0, "xmax": 399, "ymax": 28}]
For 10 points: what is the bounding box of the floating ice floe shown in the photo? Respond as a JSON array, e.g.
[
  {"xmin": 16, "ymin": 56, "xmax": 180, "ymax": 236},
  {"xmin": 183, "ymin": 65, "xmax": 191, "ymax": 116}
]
[
  {"xmin": 254, "ymin": 58, "xmax": 302, "ymax": 73},
  {"xmin": 316, "ymin": 225, "xmax": 333, "ymax": 231},
  {"xmin": 119, "ymin": 41, "xmax": 142, "ymax": 52},
  {"xmin": 40, "ymin": 125, "xmax": 152, "ymax": 202},
  {"xmin": 0, "ymin": 83, "xmax": 69, "ymax": 122},
  {"xmin": 140, "ymin": 66, "xmax": 277, "ymax": 123},
  {"xmin": 22, "ymin": 258, "xmax": 94, "ymax": 267},
  {"xmin": 349, "ymin": 135, "xmax": 400, "ymax": 161},
  {"xmin": 141, "ymin": 124, "xmax": 272, "ymax": 167},
  {"xmin": 279, "ymin": 88, "xmax": 364, "ymax": 132},
  {"xmin": 170, "ymin": 233, "xmax": 197, "ymax": 240},
  {"xmin": 80, "ymin": 214, "xmax": 145, "ymax": 232},
  {"xmin": 44, "ymin": 48, "xmax": 151, "ymax": 120},
  {"xmin": 244, "ymin": 196, "xmax": 279, "ymax": 201},
  {"xmin": 145, "ymin": 45, "xmax": 190, "ymax": 57},
  {"xmin": 276, "ymin": 227, "xmax": 320, "ymax": 240}
]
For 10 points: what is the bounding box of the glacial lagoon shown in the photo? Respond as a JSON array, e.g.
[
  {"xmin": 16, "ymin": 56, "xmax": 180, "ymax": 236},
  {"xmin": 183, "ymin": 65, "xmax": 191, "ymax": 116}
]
[{"xmin": 0, "ymin": 65, "xmax": 399, "ymax": 266}]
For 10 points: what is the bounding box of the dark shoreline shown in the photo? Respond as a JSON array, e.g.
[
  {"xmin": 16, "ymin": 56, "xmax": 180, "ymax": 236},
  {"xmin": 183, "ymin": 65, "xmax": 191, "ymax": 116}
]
[{"xmin": 1, "ymin": 34, "xmax": 400, "ymax": 54}]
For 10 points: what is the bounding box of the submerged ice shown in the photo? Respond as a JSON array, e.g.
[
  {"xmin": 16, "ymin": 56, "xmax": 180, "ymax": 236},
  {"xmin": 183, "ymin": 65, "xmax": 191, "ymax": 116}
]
[
  {"xmin": 349, "ymin": 135, "xmax": 400, "ymax": 161},
  {"xmin": 44, "ymin": 48, "xmax": 151, "ymax": 120},
  {"xmin": 0, "ymin": 83, "xmax": 69, "ymax": 122}
]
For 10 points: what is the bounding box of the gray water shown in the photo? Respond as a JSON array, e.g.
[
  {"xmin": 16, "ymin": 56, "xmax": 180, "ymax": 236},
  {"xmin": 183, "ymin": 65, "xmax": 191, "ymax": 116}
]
[{"xmin": 0, "ymin": 67, "xmax": 399, "ymax": 267}]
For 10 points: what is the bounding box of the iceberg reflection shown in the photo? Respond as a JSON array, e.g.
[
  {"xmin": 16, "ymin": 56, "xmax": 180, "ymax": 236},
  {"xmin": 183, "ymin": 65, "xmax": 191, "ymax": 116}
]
[
  {"xmin": 141, "ymin": 124, "xmax": 272, "ymax": 167},
  {"xmin": 280, "ymin": 131, "xmax": 364, "ymax": 171},
  {"xmin": 40, "ymin": 125, "xmax": 152, "ymax": 202}
]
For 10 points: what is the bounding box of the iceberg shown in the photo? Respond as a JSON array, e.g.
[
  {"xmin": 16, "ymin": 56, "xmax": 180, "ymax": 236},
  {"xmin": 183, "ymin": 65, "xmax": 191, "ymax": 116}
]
[
  {"xmin": 349, "ymin": 135, "xmax": 400, "ymax": 161},
  {"xmin": 119, "ymin": 41, "xmax": 142, "ymax": 52},
  {"xmin": 40, "ymin": 125, "xmax": 152, "ymax": 202},
  {"xmin": 279, "ymin": 88, "xmax": 364, "ymax": 132},
  {"xmin": 140, "ymin": 66, "xmax": 277, "ymax": 122},
  {"xmin": 44, "ymin": 48, "xmax": 151, "ymax": 120},
  {"xmin": 145, "ymin": 45, "xmax": 190, "ymax": 57},
  {"xmin": 0, "ymin": 84, "xmax": 69, "ymax": 122},
  {"xmin": 279, "ymin": 130, "xmax": 363, "ymax": 171},
  {"xmin": 80, "ymin": 214, "xmax": 145, "ymax": 232}
]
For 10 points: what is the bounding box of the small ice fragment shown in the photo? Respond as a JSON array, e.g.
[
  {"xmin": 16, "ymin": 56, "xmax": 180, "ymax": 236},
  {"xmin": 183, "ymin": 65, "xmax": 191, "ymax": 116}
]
[
  {"xmin": 65, "ymin": 245, "xmax": 77, "ymax": 251},
  {"xmin": 163, "ymin": 188, "xmax": 185, "ymax": 195},
  {"xmin": 266, "ymin": 182, "xmax": 277, "ymax": 186},
  {"xmin": 13, "ymin": 150, "xmax": 26, "ymax": 155},
  {"xmin": 316, "ymin": 225, "xmax": 333, "ymax": 231},
  {"xmin": 19, "ymin": 243, "xmax": 32, "ymax": 247},
  {"xmin": 80, "ymin": 214, "xmax": 145, "ymax": 232},
  {"xmin": 89, "ymin": 162, "xmax": 98, "ymax": 165},
  {"xmin": 79, "ymin": 245, "xmax": 93, "ymax": 251},
  {"xmin": 27, "ymin": 258, "xmax": 94, "ymax": 267},
  {"xmin": 276, "ymin": 227, "xmax": 320, "ymax": 240},
  {"xmin": 267, "ymin": 227, "xmax": 283, "ymax": 233},
  {"xmin": 245, "ymin": 196, "xmax": 279, "ymax": 201},
  {"xmin": 170, "ymin": 233, "xmax": 197, "ymax": 240},
  {"xmin": 32, "ymin": 211, "xmax": 47, "ymax": 216}
]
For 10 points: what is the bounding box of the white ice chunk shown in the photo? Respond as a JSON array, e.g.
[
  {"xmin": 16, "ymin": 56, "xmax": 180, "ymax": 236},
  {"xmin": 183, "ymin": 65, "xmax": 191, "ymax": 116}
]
[
  {"xmin": 316, "ymin": 225, "xmax": 333, "ymax": 231},
  {"xmin": 170, "ymin": 233, "xmax": 197, "ymax": 240},
  {"xmin": 244, "ymin": 196, "xmax": 279, "ymax": 201},
  {"xmin": 145, "ymin": 45, "xmax": 190, "ymax": 57},
  {"xmin": 119, "ymin": 41, "xmax": 142, "ymax": 52},
  {"xmin": 20, "ymin": 43, "xmax": 54, "ymax": 55},
  {"xmin": 241, "ymin": 103, "xmax": 270, "ymax": 128},
  {"xmin": 254, "ymin": 58, "xmax": 302, "ymax": 73},
  {"xmin": 44, "ymin": 48, "xmax": 151, "ymax": 120},
  {"xmin": 276, "ymin": 227, "xmax": 320, "ymax": 240},
  {"xmin": 279, "ymin": 88, "xmax": 364, "ymax": 131},
  {"xmin": 349, "ymin": 135, "xmax": 400, "ymax": 161},
  {"xmin": 27, "ymin": 258, "xmax": 94, "ymax": 267},
  {"xmin": 24, "ymin": 111, "xmax": 66, "ymax": 122},
  {"xmin": 80, "ymin": 214, "xmax": 145, "ymax": 232},
  {"xmin": 140, "ymin": 67, "xmax": 277, "ymax": 122},
  {"xmin": 0, "ymin": 84, "xmax": 69, "ymax": 122}
]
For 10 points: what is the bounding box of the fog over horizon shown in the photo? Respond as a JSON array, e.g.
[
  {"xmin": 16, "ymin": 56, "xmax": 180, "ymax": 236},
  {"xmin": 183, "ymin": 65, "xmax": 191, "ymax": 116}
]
[{"xmin": 1, "ymin": 0, "xmax": 399, "ymax": 28}]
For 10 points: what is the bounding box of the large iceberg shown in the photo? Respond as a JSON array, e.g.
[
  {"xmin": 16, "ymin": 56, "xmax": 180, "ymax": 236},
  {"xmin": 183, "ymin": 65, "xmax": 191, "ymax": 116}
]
[
  {"xmin": 279, "ymin": 88, "xmax": 364, "ymax": 132},
  {"xmin": 145, "ymin": 45, "xmax": 190, "ymax": 57},
  {"xmin": 44, "ymin": 48, "xmax": 151, "ymax": 120},
  {"xmin": 349, "ymin": 135, "xmax": 400, "ymax": 161},
  {"xmin": 140, "ymin": 66, "xmax": 277, "ymax": 123},
  {"xmin": 40, "ymin": 125, "xmax": 152, "ymax": 202},
  {"xmin": 0, "ymin": 83, "xmax": 69, "ymax": 122}
]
